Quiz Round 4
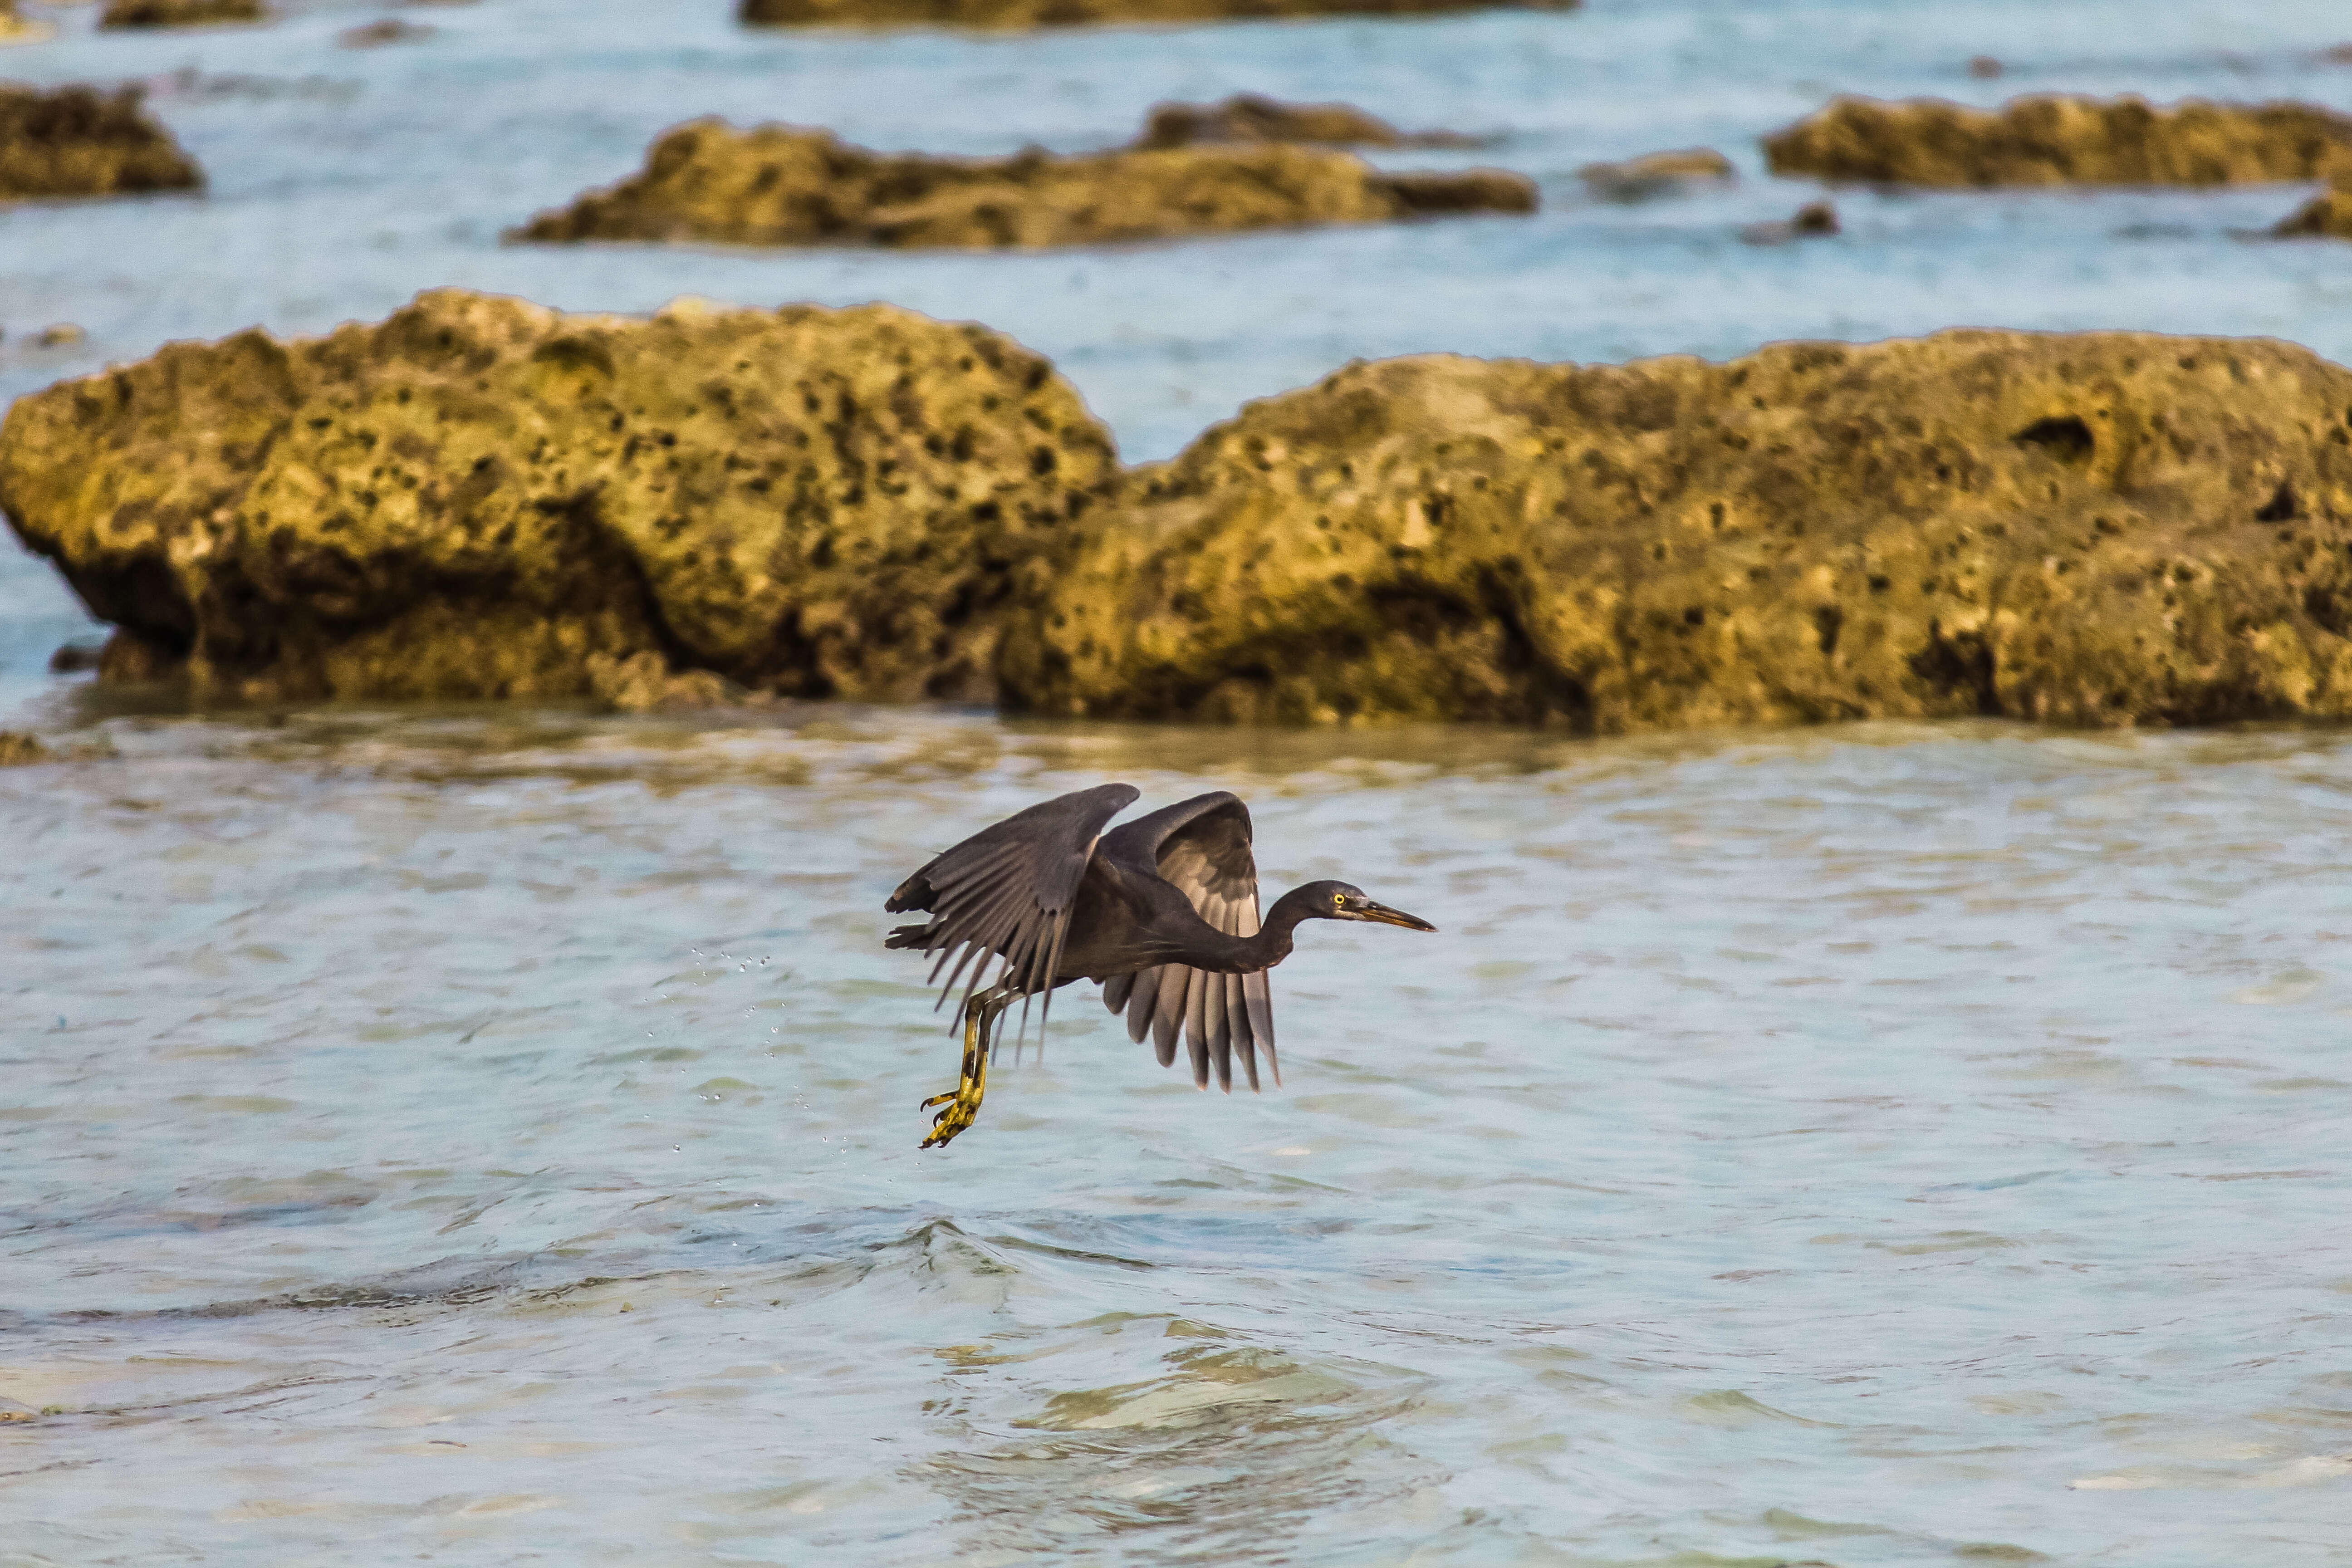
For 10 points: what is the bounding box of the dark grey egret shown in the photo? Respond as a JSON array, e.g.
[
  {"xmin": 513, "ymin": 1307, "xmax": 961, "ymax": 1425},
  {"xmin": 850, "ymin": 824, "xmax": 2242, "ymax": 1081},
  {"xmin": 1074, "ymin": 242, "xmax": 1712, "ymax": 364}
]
[{"xmin": 885, "ymin": 784, "xmax": 1436, "ymax": 1148}]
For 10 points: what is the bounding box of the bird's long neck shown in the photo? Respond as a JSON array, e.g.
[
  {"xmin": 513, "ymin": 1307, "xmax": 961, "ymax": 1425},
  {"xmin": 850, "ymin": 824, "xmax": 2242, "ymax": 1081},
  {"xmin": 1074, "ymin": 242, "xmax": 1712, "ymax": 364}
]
[{"xmin": 1224, "ymin": 884, "xmax": 1328, "ymax": 972}]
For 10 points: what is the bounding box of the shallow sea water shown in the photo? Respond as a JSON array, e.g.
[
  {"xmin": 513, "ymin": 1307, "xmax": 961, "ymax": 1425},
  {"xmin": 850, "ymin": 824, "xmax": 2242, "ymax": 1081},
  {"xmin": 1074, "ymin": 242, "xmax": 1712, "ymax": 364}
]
[
  {"xmin": 7, "ymin": 704, "xmax": 2352, "ymax": 1567},
  {"xmin": 7, "ymin": 0, "xmax": 2352, "ymax": 1563}
]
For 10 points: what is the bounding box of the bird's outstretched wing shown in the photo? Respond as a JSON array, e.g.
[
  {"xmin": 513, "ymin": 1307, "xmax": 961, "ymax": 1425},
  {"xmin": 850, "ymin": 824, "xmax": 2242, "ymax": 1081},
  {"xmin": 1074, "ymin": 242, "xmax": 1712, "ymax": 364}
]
[
  {"xmin": 1098, "ymin": 793, "xmax": 1278, "ymax": 1093},
  {"xmin": 886, "ymin": 782, "xmax": 1139, "ymax": 1037}
]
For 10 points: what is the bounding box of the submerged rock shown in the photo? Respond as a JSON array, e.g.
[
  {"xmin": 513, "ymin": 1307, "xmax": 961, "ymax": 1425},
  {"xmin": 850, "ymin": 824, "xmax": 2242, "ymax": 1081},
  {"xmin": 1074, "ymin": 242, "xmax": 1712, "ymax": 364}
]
[
  {"xmin": 2274, "ymin": 179, "xmax": 2352, "ymax": 239},
  {"xmin": 1000, "ymin": 332, "xmax": 2352, "ymax": 731},
  {"xmin": 513, "ymin": 121, "xmax": 1535, "ymax": 250},
  {"xmin": 99, "ymin": 0, "xmax": 269, "ymax": 27},
  {"xmin": 1764, "ymin": 94, "xmax": 2352, "ymax": 186},
  {"xmin": 0, "ymin": 289, "xmax": 1118, "ymax": 705},
  {"xmin": 338, "ymin": 17, "xmax": 433, "ymax": 46},
  {"xmin": 1132, "ymin": 94, "xmax": 1481, "ymax": 150},
  {"xmin": 0, "ymin": 85, "xmax": 203, "ymax": 202},
  {"xmin": 741, "ymin": 0, "xmax": 1572, "ymax": 29},
  {"xmin": 1791, "ymin": 199, "xmax": 1838, "ymax": 233},
  {"xmin": 1739, "ymin": 199, "xmax": 1838, "ymax": 244},
  {"xmin": 1578, "ymin": 146, "xmax": 1734, "ymax": 200}
]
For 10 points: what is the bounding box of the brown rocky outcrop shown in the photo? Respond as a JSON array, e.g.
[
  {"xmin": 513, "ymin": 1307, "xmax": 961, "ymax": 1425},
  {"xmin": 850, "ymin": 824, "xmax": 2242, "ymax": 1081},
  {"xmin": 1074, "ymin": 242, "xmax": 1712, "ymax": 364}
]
[
  {"xmin": 99, "ymin": 0, "xmax": 268, "ymax": 27},
  {"xmin": 1764, "ymin": 94, "xmax": 2352, "ymax": 186},
  {"xmin": 513, "ymin": 121, "xmax": 1535, "ymax": 250},
  {"xmin": 1132, "ymin": 94, "xmax": 1480, "ymax": 150},
  {"xmin": 0, "ymin": 290, "xmax": 1118, "ymax": 705},
  {"xmin": 0, "ymin": 730, "xmax": 52, "ymax": 766},
  {"xmin": 2274, "ymin": 178, "xmax": 2352, "ymax": 239},
  {"xmin": 999, "ymin": 333, "xmax": 2352, "ymax": 731},
  {"xmin": 0, "ymin": 85, "xmax": 203, "ymax": 201},
  {"xmin": 1578, "ymin": 146, "xmax": 1734, "ymax": 200},
  {"xmin": 741, "ymin": 0, "xmax": 1572, "ymax": 29}
]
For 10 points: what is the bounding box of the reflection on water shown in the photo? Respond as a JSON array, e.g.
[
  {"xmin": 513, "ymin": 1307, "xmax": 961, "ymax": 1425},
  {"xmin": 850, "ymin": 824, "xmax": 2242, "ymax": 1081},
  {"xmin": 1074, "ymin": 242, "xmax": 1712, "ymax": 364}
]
[{"xmin": 5, "ymin": 698, "xmax": 2352, "ymax": 1563}]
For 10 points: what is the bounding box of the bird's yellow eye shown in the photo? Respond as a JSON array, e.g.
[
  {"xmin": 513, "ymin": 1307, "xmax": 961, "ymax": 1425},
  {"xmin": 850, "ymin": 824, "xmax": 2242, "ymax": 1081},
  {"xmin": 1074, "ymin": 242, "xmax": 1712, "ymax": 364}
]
[{"xmin": 1332, "ymin": 892, "xmax": 1346, "ymax": 907}]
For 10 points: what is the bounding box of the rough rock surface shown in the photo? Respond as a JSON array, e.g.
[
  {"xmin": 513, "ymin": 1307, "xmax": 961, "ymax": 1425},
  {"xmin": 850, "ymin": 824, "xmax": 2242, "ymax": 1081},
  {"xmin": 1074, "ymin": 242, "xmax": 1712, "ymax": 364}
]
[
  {"xmin": 0, "ymin": 85, "xmax": 203, "ymax": 201},
  {"xmin": 2274, "ymin": 179, "xmax": 2352, "ymax": 239},
  {"xmin": 99, "ymin": 0, "xmax": 268, "ymax": 27},
  {"xmin": 1764, "ymin": 94, "xmax": 2352, "ymax": 186},
  {"xmin": 1133, "ymin": 94, "xmax": 1479, "ymax": 150},
  {"xmin": 1000, "ymin": 333, "xmax": 2352, "ymax": 731},
  {"xmin": 741, "ymin": 0, "xmax": 1571, "ymax": 29},
  {"xmin": 1578, "ymin": 146, "xmax": 1734, "ymax": 199},
  {"xmin": 0, "ymin": 289, "xmax": 1118, "ymax": 705},
  {"xmin": 514, "ymin": 122, "xmax": 1535, "ymax": 249}
]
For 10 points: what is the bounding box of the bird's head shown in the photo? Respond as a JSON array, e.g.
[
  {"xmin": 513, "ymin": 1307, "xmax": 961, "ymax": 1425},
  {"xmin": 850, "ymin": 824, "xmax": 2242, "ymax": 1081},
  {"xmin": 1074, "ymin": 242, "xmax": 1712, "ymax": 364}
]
[{"xmin": 1301, "ymin": 880, "xmax": 1437, "ymax": 932}]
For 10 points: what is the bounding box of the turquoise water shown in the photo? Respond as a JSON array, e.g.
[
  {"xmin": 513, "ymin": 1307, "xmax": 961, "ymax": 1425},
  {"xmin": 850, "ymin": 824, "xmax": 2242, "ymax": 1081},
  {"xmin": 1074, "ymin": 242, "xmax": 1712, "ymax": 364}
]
[{"xmin": 6, "ymin": 1, "xmax": 2352, "ymax": 1563}]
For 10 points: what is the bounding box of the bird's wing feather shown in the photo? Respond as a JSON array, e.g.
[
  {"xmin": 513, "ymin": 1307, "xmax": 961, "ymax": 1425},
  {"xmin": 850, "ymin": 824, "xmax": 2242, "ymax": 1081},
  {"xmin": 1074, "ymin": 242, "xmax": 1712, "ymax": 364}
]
[
  {"xmin": 1096, "ymin": 793, "xmax": 1278, "ymax": 1092},
  {"xmin": 886, "ymin": 782, "xmax": 1139, "ymax": 1038}
]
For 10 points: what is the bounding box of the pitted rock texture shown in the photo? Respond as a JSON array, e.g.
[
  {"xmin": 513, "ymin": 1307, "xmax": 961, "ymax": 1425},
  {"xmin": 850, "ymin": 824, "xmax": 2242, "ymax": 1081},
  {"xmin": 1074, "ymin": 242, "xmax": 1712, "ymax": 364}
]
[
  {"xmin": 99, "ymin": 0, "xmax": 267, "ymax": 28},
  {"xmin": 0, "ymin": 289, "xmax": 1117, "ymax": 705},
  {"xmin": 513, "ymin": 121, "xmax": 1535, "ymax": 249},
  {"xmin": 1764, "ymin": 94, "xmax": 2352, "ymax": 186},
  {"xmin": 741, "ymin": 0, "xmax": 1571, "ymax": 29},
  {"xmin": 1000, "ymin": 333, "xmax": 2352, "ymax": 731},
  {"xmin": 1132, "ymin": 94, "xmax": 1480, "ymax": 150},
  {"xmin": 0, "ymin": 84, "xmax": 203, "ymax": 201}
]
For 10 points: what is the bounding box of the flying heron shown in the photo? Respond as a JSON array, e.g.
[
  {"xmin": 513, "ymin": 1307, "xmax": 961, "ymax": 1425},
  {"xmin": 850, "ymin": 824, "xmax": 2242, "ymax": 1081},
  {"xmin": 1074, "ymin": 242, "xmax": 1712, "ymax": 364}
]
[{"xmin": 885, "ymin": 783, "xmax": 1436, "ymax": 1148}]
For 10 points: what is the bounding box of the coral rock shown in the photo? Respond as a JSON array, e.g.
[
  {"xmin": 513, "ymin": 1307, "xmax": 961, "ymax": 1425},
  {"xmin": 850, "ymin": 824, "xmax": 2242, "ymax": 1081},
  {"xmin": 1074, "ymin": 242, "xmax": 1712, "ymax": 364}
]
[
  {"xmin": 1132, "ymin": 94, "xmax": 1480, "ymax": 150},
  {"xmin": 513, "ymin": 121, "xmax": 1535, "ymax": 250},
  {"xmin": 1764, "ymin": 94, "xmax": 2352, "ymax": 186},
  {"xmin": 742, "ymin": 0, "xmax": 1571, "ymax": 29},
  {"xmin": 338, "ymin": 18, "xmax": 433, "ymax": 46},
  {"xmin": 0, "ymin": 85, "xmax": 203, "ymax": 202},
  {"xmin": 1000, "ymin": 332, "xmax": 2352, "ymax": 732},
  {"xmin": 99, "ymin": 0, "xmax": 268, "ymax": 28},
  {"xmin": 0, "ymin": 289, "xmax": 1118, "ymax": 705},
  {"xmin": 0, "ymin": 730, "xmax": 52, "ymax": 766},
  {"xmin": 1578, "ymin": 146, "xmax": 1734, "ymax": 200},
  {"xmin": 2274, "ymin": 180, "xmax": 2352, "ymax": 239}
]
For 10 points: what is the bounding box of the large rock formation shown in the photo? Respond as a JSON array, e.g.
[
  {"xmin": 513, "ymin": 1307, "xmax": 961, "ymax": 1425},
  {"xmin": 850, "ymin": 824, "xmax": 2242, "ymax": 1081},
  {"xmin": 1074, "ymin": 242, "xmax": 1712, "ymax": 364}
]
[
  {"xmin": 0, "ymin": 85, "xmax": 204, "ymax": 201},
  {"xmin": 1764, "ymin": 95, "xmax": 2352, "ymax": 186},
  {"xmin": 1132, "ymin": 94, "xmax": 1480, "ymax": 150},
  {"xmin": 0, "ymin": 290, "xmax": 1118, "ymax": 705},
  {"xmin": 99, "ymin": 0, "xmax": 268, "ymax": 27},
  {"xmin": 999, "ymin": 333, "xmax": 2352, "ymax": 731},
  {"xmin": 513, "ymin": 122, "xmax": 1534, "ymax": 250},
  {"xmin": 741, "ymin": 0, "xmax": 1571, "ymax": 29}
]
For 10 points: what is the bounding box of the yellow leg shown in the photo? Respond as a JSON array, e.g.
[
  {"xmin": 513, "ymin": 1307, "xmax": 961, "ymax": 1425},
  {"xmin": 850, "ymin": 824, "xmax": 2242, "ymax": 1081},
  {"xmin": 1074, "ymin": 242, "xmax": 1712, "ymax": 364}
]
[{"xmin": 918, "ymin": 995, "xmax": 993, "ymax": 1149}]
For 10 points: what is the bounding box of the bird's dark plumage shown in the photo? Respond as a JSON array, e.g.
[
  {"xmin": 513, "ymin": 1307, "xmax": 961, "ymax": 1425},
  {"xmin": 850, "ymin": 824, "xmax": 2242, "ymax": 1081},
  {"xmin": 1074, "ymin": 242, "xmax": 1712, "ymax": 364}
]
[
  {"xmin": 885, "ymin": 783, "xmax": 1434, "ymax": 1147},
  {"xmin": 885, "ymin": 781, "xmax": 1137, "ymax": 1039},
  {"xmin": 1095, "ymin": 791, "xmax": 1275, "ymax": 1092}
]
